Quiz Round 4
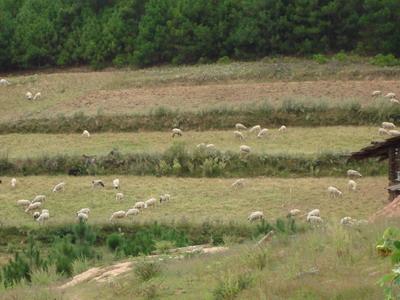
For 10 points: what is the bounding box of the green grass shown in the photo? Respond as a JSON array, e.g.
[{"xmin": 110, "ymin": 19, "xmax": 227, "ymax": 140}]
[
  {"xmin": 0, "ymin": 126, "xmax": 381, "ymax": 159},
  {"xmin": 0, "ymin": 175, "xmax": 387, "ymax": 227}
]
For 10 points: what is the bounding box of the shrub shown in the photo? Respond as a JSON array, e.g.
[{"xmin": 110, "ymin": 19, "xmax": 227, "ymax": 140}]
[
  {"xmin": 312, "ymin": 54, "xmax": 328, "ymax": 64},
  {"xmin": 154, "ymin": 240, "xmax": 175, "ymax": 254},
  {"xmin": 213, "ymin": 272, "xmax": 253, "ymax": 300},
  {"xmin": 370, "ymin": 54, "xmax": 400, "ymax": 67},
  {"xmin": 107, "ymin": 233, "xmax": 124, "ymax": 252},
  {"xmin": 217, "ymin": 56, "xmax": 231, "ymax": 64},
  {"xmin": 134, "ymin": 261, "xmax": 162, "ymax": 282}
]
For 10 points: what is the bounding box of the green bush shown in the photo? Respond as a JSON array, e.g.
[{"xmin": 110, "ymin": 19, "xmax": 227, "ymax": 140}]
[
  {"xmin": 134, "ymin": 261, "xmax": 162, "ymax": 282},
  {"xmin": 213, "ymin": 272, "xmax": 253, "ymax": 300},
  {"xmin": 370, "ymin": 54, "xmax": 400, "ymax": 67},
  {"xmin": 107, "ymin": 233, "xmax": 124, "ymax": 252},
  {"xmin": 312, "ymin": 54, "xmax": 329, "ymax": 64}
]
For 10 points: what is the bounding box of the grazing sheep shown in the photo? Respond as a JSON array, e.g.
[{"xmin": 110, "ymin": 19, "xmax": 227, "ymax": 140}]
[
  {"xmin": 134, "ymin": 201, "xmax": 146, "ymax": 210},
  {"xmin": 116, "ymin": 192, "xmax": 124, "ymax": 201},
  {"xmin": 11, "ymin": 178, "xmax": 16, "ymax": 188},
  {"xmin": 52, "ymin": 182, "xmax": 65, "ymax": 192},
  {"xmin": 82, "ymin": 130, "xmax": 90, "ymax": 137},
  {"xmin": 234, "ymin": 130, "xmax": 245, "ymax": 140},
  {"xmin": 77, "ymin": 208, "xmax": 90, "ymax": 215},
  {"xmin": 347, "ymin": 169, "xmax": 362, "ymax": 178},
  {"xmin": 231, "ymin": 178, "xmax": 245, "ymax": 189},
  {"xmin": 382, "ymin": 122, "xmax": 396, "ymax": 130},
  {"xmin": 389, "ymin": 130, "xmax": 400, "ymax": 137},
  {"xmin": 239, "ymin": 145, "xmax": 251, "ymax": 154},
  {"xmin": 32, "ymin": 195, "xmax": 46, "ymax": 203},
  {"xmin": 390, "ymin": 98, "xmax": 400, "ymax": 104},
  {"xmin": 33, "ymin": 92, "xmax": 41, "ymax": 100},
  {"xmin": 26, "ymin": 92, "xmax": 33, "ymax": 100},
  {"xmin": 25, "ymin": 202, "xmax": 42, "ymax": 213},
  {"xmin": 372, "ymin": 90, "xmax": 382, "ymax": 97},
  {"xmin": 327, "ymin": 186, "xmax": 343, "ymax": 198},
  {"xmin": 37, "ymin": 209, "xmax": 49, "ymax": 224},
  {"xmin": 278, "ymin": 125, "xmax": 287, "ymax": 132},
  {"xmin": 379, "ymin": 128, "xmax": 389, "ymax": 135},
  {"xmin": 235, "ymin": 123, "xmax": 247, "ymax": 130},
  {"xmin": 385, "ymin": 92, "xmax": 396, "ymax": 99},
  {"xmin": 248, "ymin": 211, "xmax": 264, "ymax": 222},
  {"xmin": 288, "ymin": 209, "xmax": 301, "ymax": 217},
  {"xmin": 145, "ymin": 198, "xmax": 157, "ymax": 208},
  {"xmin": 249, "ymin": 125, "xmax": 261, "ymax": 133},
  {"xmin": 112, "ymin": 178, "xmax": 120, "ymax": 189},
  {"xmin": 257, "ymin": 128, "xmax": 268, "ymax": 138},
  {"xmin": 77, "ymin": 212, "xmax": 89, "ymax": 222},
  {"xmin": 340, "ymin": 216, "xmax": 356, "ymax": 226},
  {"xmin": 196, "ymin": 143, "xmax": 206, "ymax": 149},
  {"xmin": 92, "ymin": 180, "xmax": 105, "ymax": 188},
  {"xmin": 307, "ymin": 209, "xmax": 320, "ymax": 218},
  {"xmin": 16, "ymin": 199, "xmax": 31, "ymax": 207},
  {"xmin": 172, "ymin": 128, "xmax": 183, "ymax": 137},
  {"xmin": 307, "ymin": 215, "xmax": 323, "ymax": 224},
  {"xmin": 125, "ymin": 208, "xmax": 140, "ymax": 217},
  {"xmin": 348, "ymin": 180, "xmax": 357, "ymax": 191},
  {"xmin": 159, "ymin": 194, "xmax": 170, "ymax": 203},
  {"xmin": 0, "ymin": 78, "xmax": 10, "ymax": 86},
  {"xmin": 109, "ymin": 210, "xmax": 126, "ymax": 222},
  {"xmin": 33, "ymin": 211, "xmax": 40, "ymax": 220},
  {"xmin": 206, "ymin": 144, "xmax": 216, "ymax": 149}
]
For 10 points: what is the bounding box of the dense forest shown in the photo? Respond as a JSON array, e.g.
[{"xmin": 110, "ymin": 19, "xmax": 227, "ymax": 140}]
[{"xmin": 0, "ymin": 0, "xmax": 399, "ymax": 70}]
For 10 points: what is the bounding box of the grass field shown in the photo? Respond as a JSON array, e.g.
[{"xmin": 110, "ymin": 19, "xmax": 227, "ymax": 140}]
[
  {"xmin": 0, "ymin": 126, "xmax": 380, "ymax": 159},
  {"xmin": 0, "ymin": 176, "xmax": 386, "ymax": 227}
]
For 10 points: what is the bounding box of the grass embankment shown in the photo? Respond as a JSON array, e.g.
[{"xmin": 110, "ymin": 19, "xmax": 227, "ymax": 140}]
[{"xmin": 0, "ymin": 176, "xmax": 386, "ymax": 227}]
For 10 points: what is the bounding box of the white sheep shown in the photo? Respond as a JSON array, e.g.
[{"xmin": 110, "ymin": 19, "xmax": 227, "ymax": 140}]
[
  {"xmin": 348, "ymin": 180, "xmax": 357, "ymax": 191},
  {"xmin": 125, "ymin": 208, "xmax": 140, "ymax": 217},
  {"xmin": 25, "ymin": 202, "xmax": 42, "ymax": 213},
  {"xmin": 26, "ymin": 92, "xmax": 33, "ymax": 100},
  {"xmin": 249, "ymin": 125, "xmax": 261, "ymax": 133},
  {"xmin": 390, "ymin": 98, "xmax": 400, "ymax": 104},
  {"xmin": 340, "ymin": 216, "xmax": 356, "ymax": 226},
  {"xmin": 196, "ymin": 143, "xmax": 206, "ymax": 149},
  {"xmin": 248, "ymin": 211, "xmax": 264, "ymax": 222},
  {"xmin": 288, "ymin": 209, "xmax": 301, "ymax": 217},
  {"xmin": 389, "ymin": 130, "xmax": 400, "ymax": 137},
  {"xmin": 145, "ymin": 198, "xmax": 157, "ymax": 208},
  {"xmin": 372, "ymin": 90, "xmax": 382, "ymax": 97},
  {"xmin": 382, "ymin": 122, "xmax": 396, "ymax": 130},
  {"xmin": 307, "ymin": 209, "xmax": 320, "ymax": 218},
  {"xmin": 112, "ymin": 178, "xmax": 120, "ymax": 189},
  {"xmin": 385, "ymin": 92, "xmax": 396, "ymax": 99},
  {"xmin": 278, "ymin": 125, "xmax": 287, "ymax": 132},
  {"xmin": 33, "ymin": 211, "xmax": 40, "ymax": 220},
  {"xmin": 0, "ymin": 78, "xmax": 10, "ymax": 86},
  {"xmin": 378, "ymin": 128, "xmax": 389, "ymax": 135},
  {"xmin": 16, "ymin": 199, "xmax": 31, "ymax": 207},
  {"xmin": 257, "ymin": 128, "xmax": 268, "ymax": 138},
  {"xmin": 82, "ymin": 130, "xmax": 91, "ymax": 137},
  {"xmin": 239, "ymin": 145, "xmax": 251, "ymax": 154},
  {"xmin": 109, "ymin": 210, "xmax": 126, "ymax": 221},
  {"xmin": 307, "ymin": 215, "xmax": 323, "ymax": 224},
  {"xmin": 37, "ymin": 209, "xmax": 49, "ymax": 224},
  {"xmin": 32, "ymin": 195, "xmax": 46, "ymax": 203},
  {"xmin": 235, "ymin": 123, "xmax": 247, "ymax": 130},
  {"xmin": 77, "ymin": 212, "xmax": 89, "ymax": 222},
  {"xmin": 172, "ymin": 128, "xmax": 183, "ymax": 137},
  {"xmin": 327, "ymin": 186, "xmax": 343, "ymax": 198},
  {"xmin": 231, "ymin": 178, "xmax": 245, "ymax": 189},
  {"xmin": 77, "ymin": 208, "xmax": 90, "ymax": 215},
  {"xmin": 33, "ymin": 92, "xmax": 41, "ymax": 100},
  {"xmin": 206, "ymin": 144, "xmax": 216, "ymax": 149},
  {"xmin": 134, "ymin": 201, "xmax": 146, "ymax": 210},
  {"xmin": 11, "ymin": 178, "xmax": 17, "ymax": 188},
  {"xmin": 92, "ymin": 180, "xmax": 105, "ymax": 188},
  {"xmin": 116, "ymin": 192, "xmax": 124, "ymax": 201},
  {"xmin": 52, "ymin": 182, "xmax": 65, "ymax": 192},
  {"xmin": 234, "ymin": 130, "xmax": 245, "ymax": 140},
  {"xmin": 159, "ymin": 194, "xmax": 170, "ymax": 203},
  {"xmin": 347, "ymin": 169, "xmax": 362, "ymax": 178}
]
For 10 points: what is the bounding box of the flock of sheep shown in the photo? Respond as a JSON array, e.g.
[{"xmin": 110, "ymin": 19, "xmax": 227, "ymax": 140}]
[{"xmin": 372, "ymin": 90, "xmax": 399, "ymax": 104}]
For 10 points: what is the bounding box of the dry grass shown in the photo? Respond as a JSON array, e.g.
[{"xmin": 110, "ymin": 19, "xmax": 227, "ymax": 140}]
[
  {"xmin": 0, "ymin": 175, "xmax": 387, "ymax": 227},
  {"xmin": 0, "ymin": 126, "xmax": 381, "ymax": 159}
]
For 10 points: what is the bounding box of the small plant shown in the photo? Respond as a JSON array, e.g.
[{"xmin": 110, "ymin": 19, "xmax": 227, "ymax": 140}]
[
  {"xmin": 134, "ymin": 260, "xmax": 162, "ymax": 282},
  {"xmin": 312, "ymin": 54, "xmax": 328, "ymax": 64},
  {"xmin": 248, "ymin": 250, "xmax": 268, "ymax": 271},
  {"xmin": 217, "ymin": 56, "xmax": 231, "ymax": 64},
  {"xmin": 107, "ymin": 233, "xmax": 124, "ymax": 252},
  {"xmin": 213, "ymin": 272, "xmax": 253, "ymax": 300},
  {"xmin": 370, "ymin": 54, "xmax": 400, "ymax": 67},
  {"xmin": 138, "ymin": 281, "xmax": 160, "ymax": 299},
  {"xmin": 154, "ymin": 240, "xmax": 175, "ymax": 254}
]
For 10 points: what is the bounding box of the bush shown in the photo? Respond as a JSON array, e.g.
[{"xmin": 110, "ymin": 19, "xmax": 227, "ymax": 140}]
[
  {"xmin": 370, "ymin": 54, "xmax": 400, "ymax": 67},
  {"xmin": 107, "ymin": 233, "xmax": 124, "ymax": 252},
  {"xmin": 213, "ymin": 272, "xmax": 253, "ymax": 300},
  {"xmin": 312, "ymin": 54, "xmax": 329, "ymax": 64},
  {"xmin": 134, "ymin": 261, "xmax": 162, "ymax": 282}
]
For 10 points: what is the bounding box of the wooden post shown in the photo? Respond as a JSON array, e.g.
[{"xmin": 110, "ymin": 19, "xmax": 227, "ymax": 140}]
[{"xmin": 389, "ymin": 148, "xmax": 398, "ymax": 201}]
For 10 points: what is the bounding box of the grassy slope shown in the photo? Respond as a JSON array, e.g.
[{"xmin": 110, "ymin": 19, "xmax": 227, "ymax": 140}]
[
  {"xmin": 0, "ymin": 126, "xmax": 380, "ymax": 159},
  {"xmin": 0, "ymin": 176, "xmax": 386, "ymax": 227}
]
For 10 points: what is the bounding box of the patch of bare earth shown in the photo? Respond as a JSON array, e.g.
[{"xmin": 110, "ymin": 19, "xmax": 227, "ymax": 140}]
[{"xmin": 63, "ymin": 80, "xmax": 400, "ymax": 114}]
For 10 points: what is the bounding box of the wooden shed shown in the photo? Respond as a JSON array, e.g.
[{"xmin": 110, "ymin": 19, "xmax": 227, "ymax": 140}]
[{"xmin": 349, "ymin": 135, "xmax": 400, "ymax": 201}]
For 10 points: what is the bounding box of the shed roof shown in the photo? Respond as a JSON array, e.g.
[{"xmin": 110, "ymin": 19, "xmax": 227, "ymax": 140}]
[{"xmin": 349, "ymin": 135, "xmax": 400, "ymax": 161}]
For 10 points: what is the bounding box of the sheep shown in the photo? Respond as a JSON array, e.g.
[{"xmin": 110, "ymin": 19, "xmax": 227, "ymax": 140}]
[
  {"xmin": 307, "ymin": 209, "xmax": 320, "ymax": 218},
  {"xmin": 52, "ymin": 182, "xmax": 65, "ymax": 192},
  {"xmin": 235, "ymin": 123, "xmax": 247, "ymax": 130},
  {"xmin": 25, "ymin": 202, "xmax": 42, "ymax": 213},
  {"xmin": 116, "ymin": 192, "xmax": 124, "ymax": 201},
  {"xmin": 26, "ymin": 92, "xmax": 33, "ymax": 100},
  {"xmin": 390, "ymin": 98, "xmax": 400, "ymax": 104},
  {"xmin": 109, "ymin": 210, "xmax": 126, "ymax": 222},
  {"xmin": 159, "ymin": 194, "xmax": 170, "ymax": 203},
  {"xmin": 92, "ymin": 180, "xmax": 105, "ymax": 188},
  {"xmin": 382, "ymin": 122, "xmax": 396, "ymax": 130},
  {"xmin": 112, "ymin": 178, "xmax": 120, "ymax": 189},
  {"xmin": 248, "ymin": 211, "xmax": 264, "ymax": 222},
  {"xmin": 33, "ymin": 211, "xmax": 40, "ymax": 220},
  {"xmin": 257, "ymin": 128, "xmax": 268, "ymax": 138},
  {"xmin": 327, "ymin": 186, "xmax": 343, "ymax": 198},
  {"xmin": 239, "ymin": 145, "xmax": 251, "ymax": 154},
  {"xmin": 77, "ymin": 212, "xmax": 89, "ymax": 222},
  {"xmin": 172, "ymin": 128, "xmax": 183, "ymax": 137},
  {"xmin": 385, "ymin": 92, "xmax": 396, "ymax": 99},
  {"xmin": 37, "ymin": 209, "xmax": 49, "ymax": 224},
  {"xmin": 340, "ymin": 216, "xmax": 356, "ymax": 226},
  {"xmin": 11, "ymin": 178, "xmax": 16, "ymax": 188},
  {"xmin": 77, "ymin": 208, "xmax": 90, "ymax": 215},
  {"xmin": 347, "ymin": 169, "xmax": 362, "ymax": 178},
  {"xmin": 32, "ymin": 195, "xmax": 46, "ymax": 203},
  {"xmin": 288, "ymin": 209, "xmax": 301, "ymax": 217},
  {"xmin": 0, "ymin": 79, "xmax": 10, "ymax": 86},
  {"xmin": 33, "ymin": 92, "xmax": 41, "ymax": 100},
  {"xmin": 134, "ymin": 201, "xmax": 146, "ymax": 210},
  {"xmin": 389, "ymin": 130, "xmax": 400, "ymax": 137},
  {"xmin": 379, "ymin": 128, "xmax": 389, "ymax": 135},
  {"xmin": 16, "ymin": 199, "xmax": 31, "ymax": 207},
  {"xmin": 231, "ymin": 178, "xmax": 245, "ymax": 189},
  {"xmin": 196, "ymin": 143, "xmax": 206, "ymax": 149},
  {"xmin": 278, "ymin": 125, "xmax": 287, "ymax": 132},
  {"xmin": 372, "ymin": 90, "xmax": 382, "ymax": 97},
  {"xmin": 249, "ymin": 125, "xmax": 261, "ymax": 133},
  {"xmin": 206, "ymin": 144, "xmax": 216, "ymax": 149},
  {"xmin": 307, "ymin": 215, "xmax": 323, "ymax": 224},
  {"xmin": 348, "ymin": 180, "xmax": 357, "ymax": 191},
  {"xmin": 125, "ymin": 208, "xmax": 140, "ymax": 217},
  {"xmin": 145, "ymin": 198, "xmax": 157, "ymax": 208},
  {"xmin": 82, "ymin": 130, "xmax": 90, "ymax": 138},
  {"xmin": 234, "ymin": 130, "xmax": 245, "ymax": 140}
]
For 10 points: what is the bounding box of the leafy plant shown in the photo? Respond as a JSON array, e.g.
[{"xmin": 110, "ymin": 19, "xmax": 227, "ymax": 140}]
[{"xmin": 134, "ymin": 260, "xmax": 162, "ymax": 282}]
